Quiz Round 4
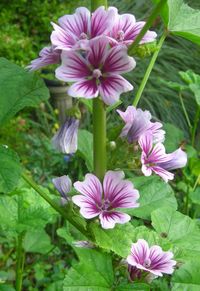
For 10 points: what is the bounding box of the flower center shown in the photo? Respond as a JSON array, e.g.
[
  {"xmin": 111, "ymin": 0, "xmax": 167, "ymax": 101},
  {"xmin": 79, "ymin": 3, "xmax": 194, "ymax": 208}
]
[
  {"xmin": 144, "ymin": 258, "xmax": 151, "ymax": 268},
  {"xmin": 79, "ymin": 32, "xmax": 88, "ymax": 39},
  {"xmin": 92, "ymin": 69, "xmax": 102, "ymax": 79},
  {"xmin": 117, "ymin": 30, "xmax": 125, "ymax": 41},
  {"xmin": 100, "ymin": 199, "xmax": 112, "ymax": 211}
]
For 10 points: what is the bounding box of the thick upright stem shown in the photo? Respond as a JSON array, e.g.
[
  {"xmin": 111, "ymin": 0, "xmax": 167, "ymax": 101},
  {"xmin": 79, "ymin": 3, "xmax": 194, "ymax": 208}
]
[
  {"xmin": 133, "ymin": 32, "xmax": 167, "ymax": 107},
  {"xmin": 15, "ymin": 232, "xmax": 25, "ymax": 291},
  {"xmin": 191, "ymin": 106, "xmax": 200, "ymax": 146},
  {"xmin": 93, "ymin": 98, "xmax": 107, "ymax": 180}
]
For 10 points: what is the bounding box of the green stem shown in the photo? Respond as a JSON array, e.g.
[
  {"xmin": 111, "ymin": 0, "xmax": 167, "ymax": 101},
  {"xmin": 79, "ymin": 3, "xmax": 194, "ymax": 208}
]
[
  {"xmin": 191, "ymin": 106, "xmax": 200, "ymax": 146},
  {"xmin": 179, "ymin": 92, "xmax": 192, "ymax": 129},
  {"xmin": 128, "ymin": 0, "xmax": 167, "ymax": 54},
  {"xmin": 133, "ymin": 32, "xmax": 167, "ymax": 107},
  {"xmin": 22, "ymin": 172, "xmax": 90, "ymax": 238},
  {"xmin": 193, "ymin": 174, "xmax": 200, "ymax": 192},
  {"xmin": 93, "ymin": 98, "xmax": 107, "ymax": 180},
  {"xmin": 15, "ymin": 232, "xmax": 25, "ymax": 291}
]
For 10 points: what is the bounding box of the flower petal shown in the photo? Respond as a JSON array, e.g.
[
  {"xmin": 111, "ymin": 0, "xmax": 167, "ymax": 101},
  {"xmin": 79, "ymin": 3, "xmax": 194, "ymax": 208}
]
[
  {"xmin": 151, "ymin": 166, "xmax": 174, "ymax": 183},
  {"xmin": 103, "ymin": 45, "xmax": 136, "ymax": 74},
  {"xmin": 88, "ymin": 36, "xmax": 109, "ymax": 68},
  {"xmin": 52, "ymin": 175, "xmax": 72, "ymax": 199},
  {"xmin": 103, "ymin": 170, "xmax": 139, "ymax": 209},
  {"xmin": 91, "ymin": 6, "xmax": 115, "ymax": 37},
  {"xmin": 58, "ymin": 7, "xmax": 90, "ymax": 38},
  {"xmin": 50, "ymin": 22, "xmax": 77, "ymax": 50},
  {"xmin": 99, "ymin": 75, "xmax": 133, "ymax": 105},
  {"xmin": 72, "ymin": 195, "xmax": 101, "ymax": 219},
  {"xmin": 27, "ymin": 47, "xmax": 60, "ymax": 71},
  {"xmin": 99, "ymin": 211, "xmax": 130, "ymax": 229},
  {"xmin": 130, "ymin": 22, "xmax": 157, "ymax": 44},
  {"xmin": 74, "ymin": 173, "xmax": 102, "ymax": 205},
  {"xmin": 139, "ymin": 133, "xmax": 153, "ymax": 156},
  {"xmin": 127, "ymin": 239, "xmax": 150, "ymax": 266},
  {"xmin": 160, "ymin": 148, "xmax": 187, "ymax": 170},
  {"xmin": 56, "ymin": 51, "xmax": 90, "ymax": 82},
  {"xmin": 68, "ymin": 79, "xmax": 98, "ymax": 99}
]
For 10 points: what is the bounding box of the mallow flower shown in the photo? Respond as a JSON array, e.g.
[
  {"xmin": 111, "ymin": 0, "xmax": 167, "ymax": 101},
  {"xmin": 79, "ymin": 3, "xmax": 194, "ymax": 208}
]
[
  {"xmin": 127, "ymin": 239, "xmax": 176, "ymax": 278},
  {"xmin": 52, "ymin": 117, "xmax": 79, "ymax": 154},
  {"xmin": 108, "ymin": 7, "xmax": 157, "ymax": 46},
  {"xmin": 51, "ymin": 6, "xmax": 115, "ymax": 51},
  {"xmin": 72, "ymin": 170, "xmax": 139, "ymax": 229},
  {"xmin": 56, "ymin": 36, "xmax": 136, "ymax": 105},
  {"xmin": 27, "ymin": 46, "xmax": 61, "ymax": 71},
  {"xmin": 117, "ymin": 106, "xmax": 165, "ymax": 143},
  {"xmin": 52, "ymin": 175, "xmax": 72, "ymax": 205},
  {"xmin": 139, "ymin": 133, "xmax": 187, "ymax": 182}
]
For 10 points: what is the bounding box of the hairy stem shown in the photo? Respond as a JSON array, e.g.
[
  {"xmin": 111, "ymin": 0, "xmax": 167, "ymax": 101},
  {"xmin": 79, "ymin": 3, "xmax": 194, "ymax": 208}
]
[
  {"xmin": 22, "ymin": 172, "xmax": 90, "ymax": 238},
  {"xmin": 93, "ymin": 98, "xmax": 107, "ymax": 180},
  {"xmin": 191, "ymin": 106, "xmax": 200, "ymax": 146},
  {"xmin": 128, "ymin": 0, "xmax": 167, "ymax": 54},
  {"xmin": 133, "ymin": 32, "xmax": 167, "ymax": 107},
  {"xmin": 15, "ymin": 232, "xmax": 25, "ymax": 291},
  {"xmin": 179, "ymin": 92, "xmax": 192, "ymax": 129}
]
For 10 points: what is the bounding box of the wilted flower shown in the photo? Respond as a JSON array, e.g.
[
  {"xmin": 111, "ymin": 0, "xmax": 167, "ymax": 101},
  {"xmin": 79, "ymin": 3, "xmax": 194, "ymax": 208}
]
[
  {"xmin": 117, "ymin": 106, "xmax": 165, "ymax": 143},
  {"xmin": 108, "ymin": 7, "xmax": 157, "ymax": 46},
  {"xmin": 52, "ymin": 175, "xmax": 72, "ymax": 205},
  {"xmin": 72, "ymin": 240, "xmax": 95, "ymax": 248},
  {"xmin": 27, "ymin": 46, "xmax": 61, "ymax": 71},
  {"xmin": 56, "ymin": 36, "xmax": 135, "ymax": 105},
  {"xmin": 52, "ymin": 117, "xmax": 79, "ymax": 154},
  {"xmin": 51, "ymin": 6, "xmax": 115, "ymax": 51},
  {"xmin": 72, "ymin": 170, "xmax": 139, "ymax": 229},
  {"xmin": 127, "ymin": 239, "xmax": 176, "ymax": 278},
  {"xmin": 139, "ymin": 133, "xmax": 187, "ymax": 182}
]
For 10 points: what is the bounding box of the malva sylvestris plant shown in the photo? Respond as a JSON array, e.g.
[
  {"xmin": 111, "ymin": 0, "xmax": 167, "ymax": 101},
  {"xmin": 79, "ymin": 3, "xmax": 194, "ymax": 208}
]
[{"xmin": 22, "ymin": 0, "xmax": 191, "ymax": 288}]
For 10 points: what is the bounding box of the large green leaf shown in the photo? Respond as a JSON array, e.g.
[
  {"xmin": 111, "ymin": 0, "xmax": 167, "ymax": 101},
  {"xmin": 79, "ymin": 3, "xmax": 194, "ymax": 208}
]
[
  {"xmin": 179, "ymin": 70, "xmax": 200, "ymax": 105},
  {"xmin": 0, "ymin": 58, "xmax": 49, "ymax": 126},
  {"xmin": 153, "ymin": 0, "xmax": 200, "ymax": 45},
  {"xmin": 23, "ymin": 229, "xmax": 53, "ymax": 254},
  {"xmin": 78, "ymin": 129, "xmax": 93, "ymax": 171},
  {"xmin": 127, "ymin": 176, "xmax": 177, "ymax": 220},
  {"xmin": 63, "ymin": 248, "xmax": 114, "ymax": 291},
  {"xmin": 115, "ymin": 283, "xmax": 150, "ymax": 291},
  {"xmin": 151, "ymin": 207, "xmax": 200, "ymax": 261},
  {"xmin": 172, "ymin": 261, "xmax": 200, "ymax": 291},
  {"xmin": 163, "ymin": 123, "xmax": 184, "ymax": 152},
  {"xmin": 0, "ymin": 145, "xmax": 22, "ymax": 193},
  {"xmin": 91, "ymin": 223, "xmax": 172, "ymax": 258}
]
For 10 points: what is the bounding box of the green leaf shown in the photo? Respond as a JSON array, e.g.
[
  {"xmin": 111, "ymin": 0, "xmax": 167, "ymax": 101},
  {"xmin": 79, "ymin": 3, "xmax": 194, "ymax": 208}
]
[
  {"xmin": 179, "ymin": 70, "xmax": 200, "ymax": 105},
  {"xmin": 163, "ymin": 123, "xmax": 184, "ymax": 152},
  {"xmin": 0, "ymin": 145, "xmax": 22, "ymax": 193},
  {"xmin": 0, "ymin": 58, "xmax": 49, "ymax": 126},
  {"xmin": 151, "ymin": 207, "xmax": 200, "ymax": 261},
  {"xmin": 115, "ymin": 283, "xmax": 150, "ymax": 291},
  {"xmin": 153, "ymin": 0, "xmax": 200, "ymax": 45},
  {"xmin": 78, "ymin": 129, "xmax": 93, "ymax": 171},
  {"xmin": 172, "ymin": 261, "xmax": 200, "ymax": 291},
  {"xmin": 23, "ymin": 229, "xmax": 53, "ymax": 254},
  {"xmin": 189, "ymin": 157, "xmax": 200, "ymax": 177},
  {"xmin": 91, "ymin": 223, "xmax": 172, "ymax": 258},
  {"xmin": 189, "ymin": 187, "xmax": 200, "ymax": 205},
  {"xmin": 63, "ymin": 248, "xmax": 114, "ymax": 291},
  {"xmin": 127, "ymin": 176, "xmax": 177, "ymax": 220}
]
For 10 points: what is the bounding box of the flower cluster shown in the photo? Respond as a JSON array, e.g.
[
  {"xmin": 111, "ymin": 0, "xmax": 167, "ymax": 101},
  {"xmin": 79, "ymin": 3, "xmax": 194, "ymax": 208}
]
[
  {"xmin": 28, "ymin": 6, "xmax": 157, "ymax": 105},
  {"xmin": 118, "ymin": 106, "xmax": 187, "ymax": 182}
]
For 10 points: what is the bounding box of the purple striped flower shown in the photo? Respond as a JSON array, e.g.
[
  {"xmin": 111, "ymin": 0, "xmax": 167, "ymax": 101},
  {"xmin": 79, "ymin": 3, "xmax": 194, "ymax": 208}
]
[
  {"xmin": 52, "ymin": 117, "xmax": 79, "ymax": 154},
  {"xmin": 72, "ymin": 170, "xmax": 139, "ymax": 229},
  {"xmin": 127, "ymin": 239, "xmax": 176, "ymax": 278},
  {"xmin": 108, "ymin": 7, "xmax": 157, "ymax": 46},
  {"xmin": 51, "ymin": 6, "xmax": 115, "ymax": 51},
  {"xmin": 56, "ymin": 36, "xmax": 136, "ymax": 105},
  {"xmin": 117, "ymin": 106, "xmax": 165, "ymax": 143},
  {"xmin": 52, "ymin": 175, "xmax": 72, "ymax": 205},
  {"xmin": 139, "ymin": 133, "xmax": 187, "ymax": 182},
  {"xmin": 27, "ymin": 46, "xmax": 61, "ymax": 71}
]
